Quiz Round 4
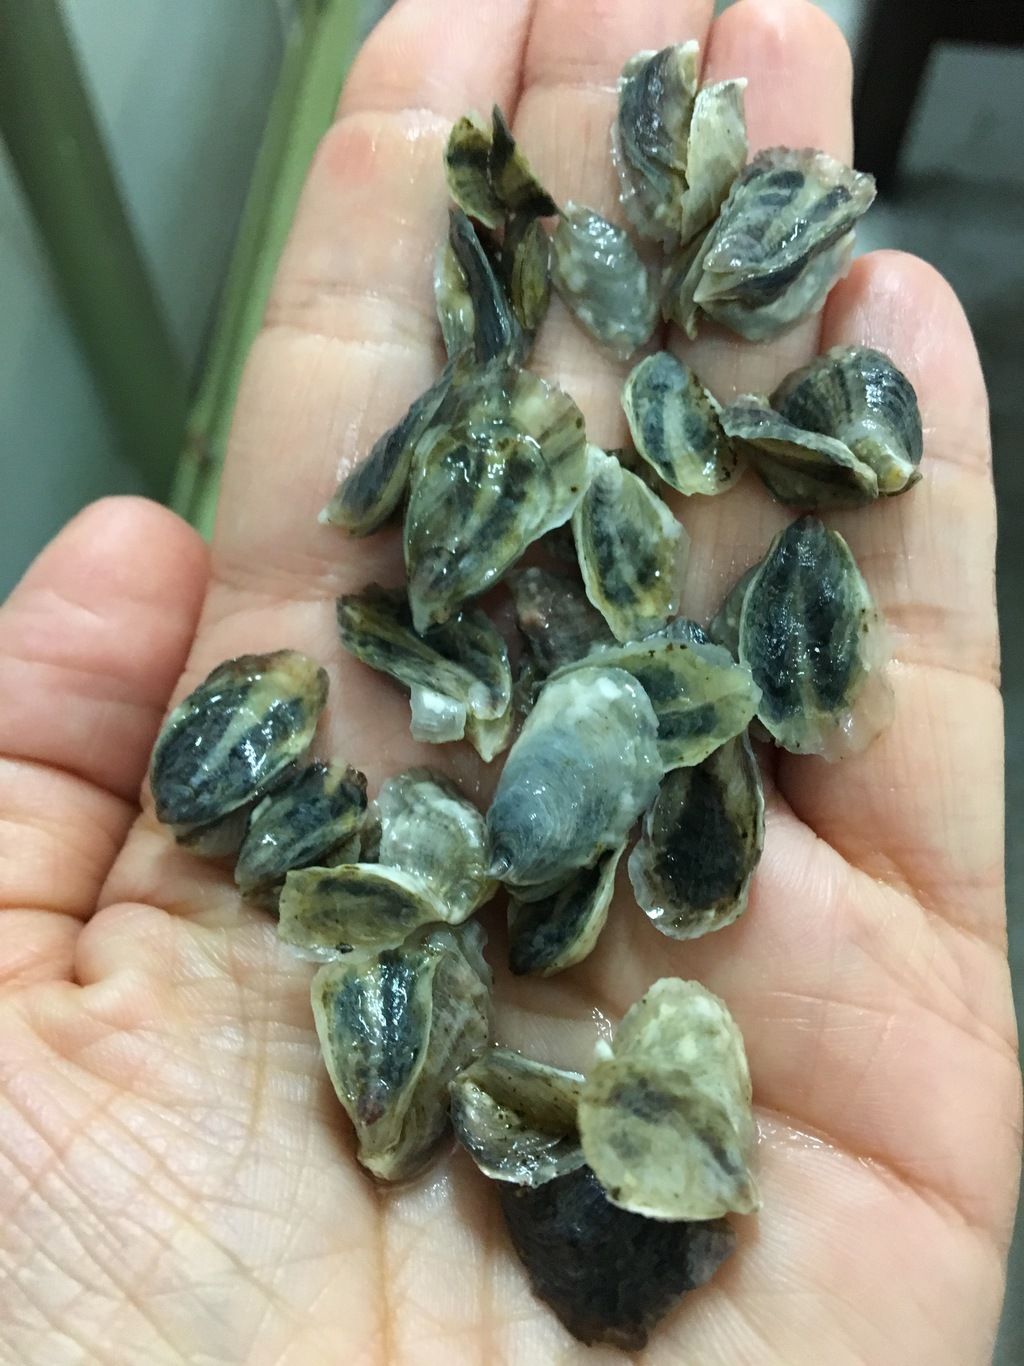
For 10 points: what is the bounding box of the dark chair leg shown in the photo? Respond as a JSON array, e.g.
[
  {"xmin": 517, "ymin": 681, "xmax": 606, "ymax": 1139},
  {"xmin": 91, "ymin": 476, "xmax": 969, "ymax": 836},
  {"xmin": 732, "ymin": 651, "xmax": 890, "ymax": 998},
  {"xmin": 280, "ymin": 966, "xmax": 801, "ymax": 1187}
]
[{"xmin": 853, "ymin": 0, "xmax": 938, "ymax": 193}]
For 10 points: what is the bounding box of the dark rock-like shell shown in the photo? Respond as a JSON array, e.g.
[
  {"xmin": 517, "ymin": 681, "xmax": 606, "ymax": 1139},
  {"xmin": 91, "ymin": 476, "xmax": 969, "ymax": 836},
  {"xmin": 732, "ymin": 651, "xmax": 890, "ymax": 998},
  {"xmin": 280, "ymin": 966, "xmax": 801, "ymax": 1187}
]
[
  {"xmin": 508, "ymin": 842, "xmax": 624, "ymax": 976},
  {"xmin": 550, "ymin": 204, "xmax": 658, "ymax": 359},
  {"xmin": 235, "ymin": 762, "xmax": 368, "ymax": 899},
  {"xmin": 628, "ymin": 735, "xmax": 764, "ymax": 940},
  {"xmin": 738, "ymin": 516, "xmax": 893, "ymax": 759},
  {"xmin": 150, "ymin": 651, "xmax": 328, "ymax": 829},
  {"xmin": 510, "ymin": 567, "xmax": 614, "ymax": 678},
  {"xmin": 501, "ymin": 1165, "xmax": 735, "ymax": 1349},
  {"xmin": 310, "ymin": 922, "xmax": 491, "ymax": 1180},
  {"xmin": 450, "ymin": 1048, "xmax": 584, "ymax": 1186}
]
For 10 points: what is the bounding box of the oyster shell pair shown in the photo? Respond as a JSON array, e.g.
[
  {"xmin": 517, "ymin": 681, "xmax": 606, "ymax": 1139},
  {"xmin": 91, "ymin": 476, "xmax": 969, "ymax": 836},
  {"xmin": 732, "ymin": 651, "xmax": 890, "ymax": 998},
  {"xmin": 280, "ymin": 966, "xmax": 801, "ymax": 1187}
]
[{"xmin": 451, "ymin": 978, "xmax": 758, "ymax": 1347}]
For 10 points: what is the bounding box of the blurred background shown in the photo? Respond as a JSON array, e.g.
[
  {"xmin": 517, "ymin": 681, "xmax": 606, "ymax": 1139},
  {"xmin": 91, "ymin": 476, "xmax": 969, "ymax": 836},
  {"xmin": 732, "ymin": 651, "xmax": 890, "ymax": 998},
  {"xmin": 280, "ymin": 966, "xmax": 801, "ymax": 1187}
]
[{"xmin": 0, "ymin": 0, "xmax": 1021, "ymax": 1356}]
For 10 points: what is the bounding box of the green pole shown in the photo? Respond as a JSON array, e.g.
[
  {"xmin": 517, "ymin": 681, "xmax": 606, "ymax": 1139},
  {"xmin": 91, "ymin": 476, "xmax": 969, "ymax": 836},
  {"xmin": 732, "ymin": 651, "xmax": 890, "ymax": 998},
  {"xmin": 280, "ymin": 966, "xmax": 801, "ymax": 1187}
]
[{"xmin": 0, "ymin": 0, "xmax": 188, "ymax": 496}]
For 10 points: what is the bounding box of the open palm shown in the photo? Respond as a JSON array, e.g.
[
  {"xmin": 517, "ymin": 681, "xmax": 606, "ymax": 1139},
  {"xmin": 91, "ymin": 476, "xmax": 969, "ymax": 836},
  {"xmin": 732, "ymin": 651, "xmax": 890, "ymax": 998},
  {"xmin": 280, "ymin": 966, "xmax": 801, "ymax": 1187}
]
[{"xmin": 0, "ymin": 0, "xmax": 1019, "ymax": 1361}]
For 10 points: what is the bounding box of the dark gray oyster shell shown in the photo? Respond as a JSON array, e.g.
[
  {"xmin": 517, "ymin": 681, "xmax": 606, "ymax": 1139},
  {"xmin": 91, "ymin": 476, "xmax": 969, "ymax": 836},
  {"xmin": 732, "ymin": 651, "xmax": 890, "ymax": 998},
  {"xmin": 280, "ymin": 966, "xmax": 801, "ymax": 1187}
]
[
  {"xmin": 501, "ymin": 211, "xmax": 552, "ymax": 337},
  {"xmin": 374, "ymin": 768, "xmax": 495, "ymax": 921},
  {"xmin": 739, "ymin": 516, "xmax": 893, "ymax": 759},
  {"xmin": 404, "ymin": 368, "xmax": 590, "ymax": 632},
  {"xmin": 572, "ymin": 448, "xmax": 688, "ymax": 642},
  {"xmin": 678, "ymin": 78, "xmax": 748, "ymax": 247},
  {"xmin": 446, "ymin": 209, "xmax": 525, "ymax": 363},
  {"xmin": 278, "ymin": 863, "xmax": 441, "ymax": 955},
  {"xmin": 150, "ymin": 651, "xmax": 328, "ymax": 829},
  {"xmin": 235, "ymin": 761, "xmax": 368, "ymax": 899},
  {"xmin": 622, "ymin": 351, "xmax": 742, "ymax": 496},
  {"xmin": 450, "ymin": 1048, "xmax": 584, "ymax": 1186},
  {"xmin": 487, "ymin": 666, "xmax": 663, "ymax": 890},
  {"xmin": 579, "ymin": 978, "xmax": 760, "ymax": 1221},
  {"xmin": 337, "ymin": 587, "xmax": 511, "ymax": 721},
  {"xmin": 320, "ymin": 357, "xmax": 460, "ymax": 536},
  {"xmin": 683, "ymin": 148, "xmax": 876, "ymax": 340},
  {"xmin": 720, "ymin": 393, "xmax": 878, "ymax": 507},
  {"xmin": 310, "ymin": 922, "xmax": 491, "ymax": 1181},
  {"xmin": 615, "ymin": 43, "xmax": 699, "ymax": 246},
  {"xmin": 444, "ymin": 112, "xmax": 503, "ymax": 227},
  {"xmin": 628, "ymin": 735, "xmax": 764, "ymax": 940},
  {"xmin": 553, "ymin": 634, "xmax": 760, "ymax": 769},
  {"xmin": 508, "ymin": 842, "xmax": 624, "ymax": 976},
  {"xmin": 501, "ymin": 1165, "xmax": 735, "ymax": 1349},
  {"xmin": 489, "ymin": 106, "xmax": 558, "ymax": 219},
  {"xmin": 550, "ymin": 204, "xmax": 658, "ymax": 359},
  {"xmin": 511, "ymin": 567, "xmax": 614, "ymax": 678},
  {"xmin": 772, "ymin": 345, "xmax": 923, "ymax": 497}
]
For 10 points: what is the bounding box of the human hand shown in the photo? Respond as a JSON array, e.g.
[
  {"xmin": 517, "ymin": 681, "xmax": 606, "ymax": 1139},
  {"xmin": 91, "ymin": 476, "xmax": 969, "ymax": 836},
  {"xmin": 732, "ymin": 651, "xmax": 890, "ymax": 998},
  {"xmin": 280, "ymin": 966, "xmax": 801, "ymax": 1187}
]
[{"xmin": 0, "ymin": 0, "xmax": 1019, "ymax": 1361}]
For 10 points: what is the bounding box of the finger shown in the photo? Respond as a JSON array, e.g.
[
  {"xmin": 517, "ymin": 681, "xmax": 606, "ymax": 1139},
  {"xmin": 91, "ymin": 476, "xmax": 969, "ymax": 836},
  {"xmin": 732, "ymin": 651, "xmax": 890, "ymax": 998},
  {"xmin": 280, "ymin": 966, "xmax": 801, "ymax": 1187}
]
[
  {"xmin": 515, "ymin": 0, "xmax": 715, "ymax": 445},
  {"xmin": 211, "ymin": 0, "xmax": 535, "ymax": 600},
  {"xmin": 0, "ymin": 499, "xmax": 207, "ymax": 981},
  {"xmin": 775, "ymin": 251, "xmax": 1003, "ymax": 939},
  {"xmin": 671, "ymin": 0, "xmax": 856, "ymax": 624}
]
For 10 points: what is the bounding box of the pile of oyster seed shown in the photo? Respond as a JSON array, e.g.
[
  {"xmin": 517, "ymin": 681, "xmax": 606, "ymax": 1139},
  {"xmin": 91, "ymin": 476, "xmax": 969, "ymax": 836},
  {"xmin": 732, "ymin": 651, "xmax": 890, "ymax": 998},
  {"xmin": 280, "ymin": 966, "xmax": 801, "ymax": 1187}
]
[{"xmin": 149, "ymin": 43, "xmax": 922, "ymax": 1350}]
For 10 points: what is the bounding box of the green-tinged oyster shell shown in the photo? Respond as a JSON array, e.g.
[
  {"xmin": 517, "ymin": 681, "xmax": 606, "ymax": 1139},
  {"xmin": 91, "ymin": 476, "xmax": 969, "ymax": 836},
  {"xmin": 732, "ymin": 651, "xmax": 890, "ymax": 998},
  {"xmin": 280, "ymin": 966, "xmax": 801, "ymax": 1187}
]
[
  {"xmin": 622, "ymin": 351, "xmax": 742, "ymax": 496},
  {"xmin": 447, "ymin": 208, "xmax": 525, "ymax": 363},
  {"xmin": 489, "ymin": 106, "xmax": 558, "ymax": 219},
  {"xmin": 553, "ymin": 633, "xmax": 760, "ymax": 769},
  {"xmin": 235, "ymin": 762, "xmax": 368, "ymax": 899},
  {"xmin": 508, "ymin": 842, "xmax": 624, "ymax": 976},
  {"xmin": 450, "ymin": 1048, "xmax": 584, "ymax": 1186},
  {"xmin": 678, "ymin": 78, "xmax": 748, "ymax": 247},
  {"xmin": 404, "ymin": 369, "xmax": 590, "ymax": 632},
  {"xmin": 720, "ymin": 394, "xmax": 878, "ymax": 507},
  {"xmin": 572, "ymin": 448, "xmax": 688, "ymax": 642},
  {"xmin": 615, "ymin": 43, "xmax": 700, "ymax": 246},
  {"xmin": 690, "ymin": 147, "xmax": 875, "ymax": 340},
  {"xmin": 311, "ymin": 922, "xmax": 492, "ymax": 1181},
  {"xmin": 501, "ymin": 1165, "xmax": 735, "ymax": 1350},
  {"xmin": 511, "ymin": 567, "xmax": 615, "ymax": 678},
  {"xmin": 278, "ymin": 864, "xmax": 441, "ymax": 955},
  {"xmin": 444, "ymin": 112, "xmax": 503, "ymax": 227},
  {"xmin": 320, "ymin": 358, "xmax": 460, "ymax": 535},
  {"xmin": 579, "ymin": 978, "xmax": 760, "ymax": 1221},
  {"xmin": 628, "ymin": 735, "xmax": 764, "ymax": 940},
  {"xmin": 434, "ymin": 240, "xmax": 477, "ymax": 359},
  {"xmin": 501, "ymin": 211, "xmax": 552, "ymax": 336},
  {"xmin": 150, "ymin": 651, "xmax": 328, "ymax": 829},
  {"xmin": 374, "ymin": 768, "xmax": 495, "ymax": 920},
  {"xmin": 550, "ymin": 204, "xmax": 658, "ymax": 360},
  {"xmin": 772, "ymin": 345, "xmax": 923, "ymax": 496},
  {"xmin": 486, "ymin": 666, "xmax": 663, "ymax": 890},
  {"xmin": 738, "ymin": 516, "xmax": 893, "ymax": 759},
  {"xmin": 337, "ymin": 587, "xmax": 511, "ymax": 721}
]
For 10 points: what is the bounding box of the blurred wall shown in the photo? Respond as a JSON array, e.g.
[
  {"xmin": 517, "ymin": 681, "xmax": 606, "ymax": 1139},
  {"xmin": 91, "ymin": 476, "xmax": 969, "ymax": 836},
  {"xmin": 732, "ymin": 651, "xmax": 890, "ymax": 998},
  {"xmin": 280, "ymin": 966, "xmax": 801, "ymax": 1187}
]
[{"xmin": 0, "ymin": 0, "xmax": 292, "ymax": 595}]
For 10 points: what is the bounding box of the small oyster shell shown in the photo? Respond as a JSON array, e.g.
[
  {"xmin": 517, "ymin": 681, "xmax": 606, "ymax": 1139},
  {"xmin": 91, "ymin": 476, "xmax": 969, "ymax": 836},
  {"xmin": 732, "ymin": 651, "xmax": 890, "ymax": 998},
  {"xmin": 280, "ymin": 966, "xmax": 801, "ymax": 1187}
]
[
  {"xmin": 720, "ymin": 394, "xmax": 878, "ymax": 508},
  {"xmin": 660, "ymin": 222, "xmax": 713, "ymax": 337},
  {"xmin": 321, "ymin": 357, "xmax": 459, "ymax": 535},
  {"xmin": 739, "ymin": 516, "xmax": 893, "ymax": 759},
  {"xmin": 550, "ymin": 204, "xmax": 658, "ymax": 360},
  {"xmin": 444, "ymin": 112, "xmax": 503, "ymax": 227},
  {"xmin": 690, "ymin": 148, "xmax": 875, "ymax": 340},
  {"xmin": 489, "ymin": 106, "xmax": 558, "ymax": 219},
  {"xmin": 311, "ymin": 922, "xmax": 491, "ymax": 1181},
  {"xmin": 150, "ymin": 651, "xmax": 328, "ymax": 829},
  {"xmin": 337, "ymin": 587, "xmax": 511, "ymax": 721},
  {"xmin": 404, "ymin": 369, "xmax": 589, "ymax": 632},
  {"xmin": 501, "ymin": 1165, "xmax": 735, "ymax": 1350},
  {"xmin": 465, "ymin": 703, "xmax": 514, "ymax": 763},
  {"xmin": 447, "ymin": 209, "xmax": 525, "ymax": 363},
  {"xmin": 615, "ymin": 43, "xmax": 700, "ymax": 246},
  {"xmin": 375, "ymin": 768, "xmax": 495, "ymax": 921},
  {"xmin": 501, "ymin": 212, "xmax": 552, "ymax": 336},
  {"xmin": 508, "ymin": 842, "xmax": 624, "ymax": 976},
  {"xmin": 555, "ymin": 634, "xmax": 760, "ymax": 769},
  {"xmin": 174, "ymin": 804, "xmax": 253, "ymax": 858},
  {"xmin": 572, "ymin": 448, "xmax": 688, "ymax": 642},
  {"xmin": 450, "ymin": 1047, "xmax": 584, "ymax": 1186},
  {"xmin": 622, "ymin": 351, "xmax": 742, "ymax": 496},
  {"xmin": 278, "ymin": 863, "xmax": 441, "ymax": 955},
  {"xmin": 579, "ymin": 978, "xmax": 760, "ymax": 1221},
  {"xmin": 709, "ymin": 565, "xmax": 756, "ymax": 656},
  {"xmin": 772, "ymin": 345, "xmax": 923, "ymax": 496},
  {"xmin": 235, "ymin": 762, "xmax": 368, "ymax": 898},
  {"xmin": 678, "ymin": 78, "xmax": 748, "ymax": 247},
  {"xmin": 486, "ymin": 666, "xmax": 663, "ymax": 890},
  {"xmin": 409, "ymin": 685, "xmax": 467, "ymax": 744},
  {"xmin": 511, "ymin": 567, "xmax": 614, "ymax": 677},
  {"xmin": 628, "ymin": 735, "xmax": 764, "ymax": 940}
]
